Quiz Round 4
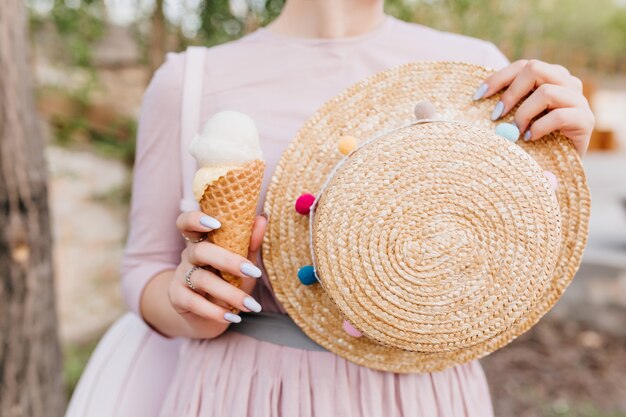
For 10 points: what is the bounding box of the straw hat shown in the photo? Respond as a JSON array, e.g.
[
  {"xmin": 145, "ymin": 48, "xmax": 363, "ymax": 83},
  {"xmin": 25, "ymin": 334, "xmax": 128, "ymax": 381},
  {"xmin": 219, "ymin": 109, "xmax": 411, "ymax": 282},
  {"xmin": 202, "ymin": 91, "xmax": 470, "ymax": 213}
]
[{"xmin": 262, "ymin": 61, "xmax": 590, "ymax": 373}]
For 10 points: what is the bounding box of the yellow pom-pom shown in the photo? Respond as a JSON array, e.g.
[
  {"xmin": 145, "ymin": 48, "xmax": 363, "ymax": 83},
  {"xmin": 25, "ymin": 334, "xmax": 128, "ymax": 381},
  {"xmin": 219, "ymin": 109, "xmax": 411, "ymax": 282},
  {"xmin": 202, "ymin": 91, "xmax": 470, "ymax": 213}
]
[{"xmin": 338, "ymin": 135, "xmax": 358, "ymax": 155}]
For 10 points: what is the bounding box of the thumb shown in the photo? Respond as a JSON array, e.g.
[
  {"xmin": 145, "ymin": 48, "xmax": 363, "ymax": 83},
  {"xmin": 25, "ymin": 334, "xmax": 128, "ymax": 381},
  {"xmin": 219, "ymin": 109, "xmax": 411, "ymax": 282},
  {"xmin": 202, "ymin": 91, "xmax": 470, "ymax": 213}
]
[
  {"xmin": 239, "ymin": 214, "xmax": 268, "ymax": 295},
  {"xmin": 247, "ymin": 214, "xmax": 268, "ymax": 262}
]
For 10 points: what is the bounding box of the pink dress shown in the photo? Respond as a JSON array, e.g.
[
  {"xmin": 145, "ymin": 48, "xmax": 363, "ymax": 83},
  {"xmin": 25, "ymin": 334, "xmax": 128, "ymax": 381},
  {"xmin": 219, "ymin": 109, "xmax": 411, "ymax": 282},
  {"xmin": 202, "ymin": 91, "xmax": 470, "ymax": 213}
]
[{"xmin": 67, "ymin": 15, "xmax": 510, "ymax": 417}]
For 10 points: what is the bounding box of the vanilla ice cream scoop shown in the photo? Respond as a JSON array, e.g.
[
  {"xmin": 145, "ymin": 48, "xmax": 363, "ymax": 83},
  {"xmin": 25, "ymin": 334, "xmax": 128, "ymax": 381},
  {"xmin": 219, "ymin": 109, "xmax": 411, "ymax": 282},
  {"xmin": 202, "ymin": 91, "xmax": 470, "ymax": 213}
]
[
  {"xmin": 189, "ymin": 110, "xmax": 263, "ymax": 167},
  {"xmin": 189, "ymin": 111, "xmax": 264, "ymax": 201}
]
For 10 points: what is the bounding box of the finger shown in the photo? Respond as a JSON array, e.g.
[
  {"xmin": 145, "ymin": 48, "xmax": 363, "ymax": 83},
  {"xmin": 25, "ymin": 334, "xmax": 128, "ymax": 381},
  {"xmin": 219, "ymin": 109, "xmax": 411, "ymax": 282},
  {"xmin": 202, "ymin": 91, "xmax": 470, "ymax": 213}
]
[
  {"xmin": 248, "ymin": 214, "xmax": 268, "ymax": 260},
  {"xmin": 527, "ymin": 108, "xmax": 574, "ymax": 140},
  {"xmin": 514, "ymin": 84, "xmax": 585, "ymax": 134},
  {"xmin": 476, "ymin": 59, "xmax": 528, "ymax": 99},
  {"xmin": 176, "ymin": 211, "xmax": 221, "ymax": 241},
  {"xmin": 187, "ymin": 241, "xmax": 263, "ymax": 279},
  {"xmin": 170, "ymin": 282, "xmax": 237, "ymax": 323},
  {"xmin": 495, "ymin": 61, "xmax": 580, "ymax": 119},
  {"xmin": 187, "ymin": 267, "xmax": 262, "ymax": 313},
  {"xmin": 526, "ymin": 107, "xmax": 592, "ymax": 154},
  {"xmin": 238, "ymin": 215, "xmax": 270, "ymax": 294}
]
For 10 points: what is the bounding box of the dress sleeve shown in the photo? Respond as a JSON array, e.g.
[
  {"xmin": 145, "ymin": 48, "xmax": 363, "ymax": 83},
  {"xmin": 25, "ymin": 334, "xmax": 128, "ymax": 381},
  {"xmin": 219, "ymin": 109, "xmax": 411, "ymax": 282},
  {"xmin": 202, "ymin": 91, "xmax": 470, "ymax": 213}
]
[{"xmin": 120, "ymin": 52, "xmax": 186, "ymax": 318}]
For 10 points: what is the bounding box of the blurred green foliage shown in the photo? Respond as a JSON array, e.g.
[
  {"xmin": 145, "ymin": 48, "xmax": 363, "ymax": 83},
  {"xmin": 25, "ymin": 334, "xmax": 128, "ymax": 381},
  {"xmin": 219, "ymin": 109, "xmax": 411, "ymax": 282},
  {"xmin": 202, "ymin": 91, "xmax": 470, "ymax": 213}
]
[
  {"xmin": 52, "ymin": 113, "xmax": 137, "ymax": 164},
  {"xmin": 192, "ymin": 0, "xmax": 626, "ymax": 69},
  {"xmin": 63, "ymin": 338, "xmax": 100, "ymax": 397},
  {"xmin": 389, "ymin": 0, "xmax": 626, "ymax": 67},
  {"xmin": 37, "ymin": 82, "xmax": 137, "ymax": 164},
  {"xmin": 198, "ymin": 0, "xmax": 285, "ymax": 46},
  {"xmin": 544, "ymin": 404, "xmax": 626, "ymax": 417},
  {"xmin": 26, "ymin": 0, "xmax": 626, "ymax": 165},
  {"xmin": 29, "ymin": 0, "xmax": 106, "ymax": 68},
  {"xmin": 29, "ymin": 1, "xmax": 136, "ymax": 164},
  {"xmin": 27, "ymin": 0, "xmax": 626, "ymax": 68}
]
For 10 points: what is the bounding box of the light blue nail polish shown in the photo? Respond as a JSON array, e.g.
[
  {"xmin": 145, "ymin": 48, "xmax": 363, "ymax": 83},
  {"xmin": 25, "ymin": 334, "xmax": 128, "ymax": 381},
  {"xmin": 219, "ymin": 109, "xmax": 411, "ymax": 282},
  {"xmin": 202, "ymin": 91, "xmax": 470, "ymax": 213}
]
[
  {"xmin": 473, "ymin": 83, "xmax": 488, "ymax": 101},
  {"xmin": 224, "ymin": 312, "xmax": 241, "ymax": 323},
  {"xmin": 524, "ymin": 130, "xmax": 532, "ymax": 141},
  {"xmin": 495, "ymin": 122, "xmax": 520, "ymax": 143},
  {"xmin": 491, "ymin": 101, "xmax": 505, "ymax": 120},
  {"xmin": 243, "ymin": 296, "xmax": 262, "ymax": 313},
  {"xmin": 199, "ymin": 215, "xmax": 221, "ymax": 229},
  {"xmin": 241, "ymin": 262, "xmax": 262, "ymax": 278}
]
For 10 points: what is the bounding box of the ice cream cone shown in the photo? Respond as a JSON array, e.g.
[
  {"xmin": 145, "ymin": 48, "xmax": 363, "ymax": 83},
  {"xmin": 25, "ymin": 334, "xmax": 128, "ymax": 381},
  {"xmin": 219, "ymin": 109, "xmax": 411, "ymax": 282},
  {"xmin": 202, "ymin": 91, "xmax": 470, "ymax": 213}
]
[
  {"xmin": 197, "ymin": 159, "xmax": 265, "ymax": 288},
  {"xmin": 189, "ymin": 110, "xmax": 265, "ymax": 314}
]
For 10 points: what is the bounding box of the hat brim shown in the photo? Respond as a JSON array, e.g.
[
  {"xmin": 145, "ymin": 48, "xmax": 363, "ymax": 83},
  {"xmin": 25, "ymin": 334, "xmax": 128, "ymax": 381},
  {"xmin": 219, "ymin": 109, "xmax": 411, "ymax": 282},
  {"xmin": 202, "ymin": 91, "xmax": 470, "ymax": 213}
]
[{"xmin": 263, "ymin": 61, "xmax": 590, "ymax": 373}]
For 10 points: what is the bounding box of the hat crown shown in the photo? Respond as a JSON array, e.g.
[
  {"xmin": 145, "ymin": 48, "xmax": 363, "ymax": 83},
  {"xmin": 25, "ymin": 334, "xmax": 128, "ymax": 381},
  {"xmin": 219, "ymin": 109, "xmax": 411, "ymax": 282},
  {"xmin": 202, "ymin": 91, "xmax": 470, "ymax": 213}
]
[{"xmin": 312, "ymin": 122, "xmax": 562, "ymax": 352}]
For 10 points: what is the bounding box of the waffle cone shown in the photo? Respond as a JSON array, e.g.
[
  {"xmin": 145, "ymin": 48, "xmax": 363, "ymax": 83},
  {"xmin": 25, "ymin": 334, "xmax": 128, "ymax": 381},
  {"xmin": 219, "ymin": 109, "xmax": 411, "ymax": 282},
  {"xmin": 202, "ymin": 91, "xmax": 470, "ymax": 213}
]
[{"xmin": 198, "ymin": 159, "xmax": 265, "ymax": 288}]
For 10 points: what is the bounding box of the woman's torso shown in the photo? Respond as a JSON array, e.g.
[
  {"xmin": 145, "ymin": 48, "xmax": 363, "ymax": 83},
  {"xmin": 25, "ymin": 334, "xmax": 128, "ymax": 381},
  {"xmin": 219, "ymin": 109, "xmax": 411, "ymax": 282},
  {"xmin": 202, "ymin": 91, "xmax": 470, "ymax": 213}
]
[
  {"xmin": 177, "ymin": 15, "xmax": 508, "ymax": 312},
  {"xmin": 158, "ymin": 17, "xmax": 508, "ymax": 416}
]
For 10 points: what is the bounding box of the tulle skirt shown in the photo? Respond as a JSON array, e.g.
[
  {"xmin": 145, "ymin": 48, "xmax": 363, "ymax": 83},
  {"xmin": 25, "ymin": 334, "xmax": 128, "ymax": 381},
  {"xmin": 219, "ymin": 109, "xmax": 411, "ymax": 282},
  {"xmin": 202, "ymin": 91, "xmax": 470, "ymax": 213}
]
[
  {"xmin": 65, "ymin": 313, "xmax": 181, "ymax": 417},
  {"xmin": 160, "ymin": 331, "xmax": 494, "ymax": 417}
]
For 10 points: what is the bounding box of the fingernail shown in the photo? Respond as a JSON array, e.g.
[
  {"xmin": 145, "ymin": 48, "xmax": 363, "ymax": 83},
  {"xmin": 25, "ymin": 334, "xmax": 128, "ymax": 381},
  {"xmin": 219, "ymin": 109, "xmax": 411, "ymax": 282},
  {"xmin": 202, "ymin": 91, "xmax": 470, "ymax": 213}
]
[
  {"xmin": 495, "ymin": 122, "xmax": 520, "ymax": 143},
  {"xmin": 243, "ymin": 296, "xmax": 262, "ymax": 313},
  {"xmin": 241, "ymin": 262, "xmax": 262, "ymax": 278},
  {"xmin": 524, "ymin": 130, "xmax": 532, "ymax": 141},
  {"xmin": 261, "ymin": 212, "xmax": 270, "ymax": 222},
  {"xmin": 224, "ymin": 312, "xmax": 242, "ymax": 323},
  {"xmin": 473, "ymin": 83, "xmax": 488, "ymax": 101},
  {"xmin": 199, "ymin": 215, "xmax": 221, "ymax": 229},
  {"xmin": 491, "ymin": 101, "xmax": 505, "ymax": 120}
]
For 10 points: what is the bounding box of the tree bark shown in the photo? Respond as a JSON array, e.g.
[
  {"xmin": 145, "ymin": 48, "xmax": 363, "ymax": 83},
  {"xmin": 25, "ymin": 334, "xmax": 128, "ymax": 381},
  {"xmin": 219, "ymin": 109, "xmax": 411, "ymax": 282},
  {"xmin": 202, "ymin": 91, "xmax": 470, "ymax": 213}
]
[
  {"xmin": 0, "ymin": 1, "xmax": 66, "ymax": 416},
  {"xmin": 148, "ymin": 0, "xmax": 167, "ymax": 78}
]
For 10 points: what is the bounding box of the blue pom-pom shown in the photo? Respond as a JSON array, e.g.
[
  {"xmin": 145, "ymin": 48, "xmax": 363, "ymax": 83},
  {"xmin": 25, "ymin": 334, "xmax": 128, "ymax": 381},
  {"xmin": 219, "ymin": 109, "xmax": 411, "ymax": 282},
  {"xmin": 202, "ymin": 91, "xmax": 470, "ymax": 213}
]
[
  {"xmin": 495, "ymin": 122, "xmax": 520, "ymax": 142},
  {"xmin": 297, "ymin": 265, "xmax": 317, "ymax": 285}
]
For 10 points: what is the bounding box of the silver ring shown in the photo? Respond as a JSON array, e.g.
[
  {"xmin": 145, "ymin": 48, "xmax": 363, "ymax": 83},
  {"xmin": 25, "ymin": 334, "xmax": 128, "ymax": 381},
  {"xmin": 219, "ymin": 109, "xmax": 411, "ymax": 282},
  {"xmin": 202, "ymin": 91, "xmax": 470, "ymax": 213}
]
[
  {"xmin": 185, "ymin": 266, "xmax": 202, "ymax": 291},
  {"xmin": 182, "ymin": 233, "xmax": 207, "ymax": 243}
]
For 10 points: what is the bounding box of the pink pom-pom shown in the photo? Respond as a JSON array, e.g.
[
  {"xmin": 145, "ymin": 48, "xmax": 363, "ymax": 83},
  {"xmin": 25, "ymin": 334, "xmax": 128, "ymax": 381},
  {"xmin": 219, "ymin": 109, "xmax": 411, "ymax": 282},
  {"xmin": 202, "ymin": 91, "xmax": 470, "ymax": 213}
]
[
  {"xmin": 342, "ymin": 320, "xmax": 363, "ymax": 338},
  {"xmin": 295, "ymin": 193, "xmax": 316, "ymax": 215},
  {"xmin": 543, "ymin": 170, "xmax": 558, "ymax": 192}
]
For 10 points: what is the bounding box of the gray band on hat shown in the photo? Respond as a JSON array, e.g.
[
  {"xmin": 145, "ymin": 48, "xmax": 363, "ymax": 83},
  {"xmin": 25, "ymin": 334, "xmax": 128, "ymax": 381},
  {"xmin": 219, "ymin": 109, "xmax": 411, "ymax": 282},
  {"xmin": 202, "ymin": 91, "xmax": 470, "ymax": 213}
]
[{"xmin": 228, "ymin": 312, "xmax": 328, "ymax": 352}]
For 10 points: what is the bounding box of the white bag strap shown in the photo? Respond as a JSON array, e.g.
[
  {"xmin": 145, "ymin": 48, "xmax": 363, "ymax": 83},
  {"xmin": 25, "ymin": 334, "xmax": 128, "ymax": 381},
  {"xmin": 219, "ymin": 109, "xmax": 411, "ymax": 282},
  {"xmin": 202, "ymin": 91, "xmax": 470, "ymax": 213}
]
[{"xmin": 179, "ymin": 46, "xmax": 205, "ymax": 212}]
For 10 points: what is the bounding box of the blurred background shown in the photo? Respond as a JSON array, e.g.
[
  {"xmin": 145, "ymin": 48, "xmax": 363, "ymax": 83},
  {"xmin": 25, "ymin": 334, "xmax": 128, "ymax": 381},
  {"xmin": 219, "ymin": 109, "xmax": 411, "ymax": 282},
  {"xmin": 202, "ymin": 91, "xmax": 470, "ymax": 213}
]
[{"xmin": 22, "ymin": 0, "xmax": 626, "ymax": 416}]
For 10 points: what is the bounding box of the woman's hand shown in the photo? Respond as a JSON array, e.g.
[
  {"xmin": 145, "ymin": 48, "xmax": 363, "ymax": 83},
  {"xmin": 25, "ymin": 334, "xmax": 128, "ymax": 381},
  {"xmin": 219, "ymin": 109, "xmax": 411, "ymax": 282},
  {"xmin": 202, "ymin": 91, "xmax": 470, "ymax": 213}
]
[
  {"xmin": 473, "ymin": 59, "xmax": 595, "ymax": 156},
  {"xmin": 169, "ymin": 211, "xmax": 267, "ymax": 339}
]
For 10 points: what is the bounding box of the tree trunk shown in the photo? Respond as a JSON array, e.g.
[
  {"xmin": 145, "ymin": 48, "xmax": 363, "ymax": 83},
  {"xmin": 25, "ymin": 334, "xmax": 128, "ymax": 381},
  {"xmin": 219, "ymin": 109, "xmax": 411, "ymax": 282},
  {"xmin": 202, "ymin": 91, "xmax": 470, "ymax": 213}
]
[
  {"xmin": 148, "ymin": 0, "xmax": 167, "ymax": 78},
  {"xmin": 0, "ymin": 1, "xmax": 66, "ymax": 416}
]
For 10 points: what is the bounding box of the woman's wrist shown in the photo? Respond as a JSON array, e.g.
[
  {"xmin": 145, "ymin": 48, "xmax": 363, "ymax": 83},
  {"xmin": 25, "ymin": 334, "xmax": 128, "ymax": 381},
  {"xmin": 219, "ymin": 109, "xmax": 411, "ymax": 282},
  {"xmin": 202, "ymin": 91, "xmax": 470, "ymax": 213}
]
[{"xmin": 140, "ymin": 269, "xmax": 186, "ymax": 338}]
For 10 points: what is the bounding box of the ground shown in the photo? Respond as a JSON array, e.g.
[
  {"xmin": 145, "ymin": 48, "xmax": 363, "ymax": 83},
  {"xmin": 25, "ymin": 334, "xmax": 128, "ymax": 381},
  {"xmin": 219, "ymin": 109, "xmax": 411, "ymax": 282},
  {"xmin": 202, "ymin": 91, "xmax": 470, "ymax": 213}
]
[
  {"xmin": 47, "ymin": 145, "xmax": 127, "ymax": 344},
  {"xmin": 483, "ymin": 318, "xmax": 626, "ymax": 417}
]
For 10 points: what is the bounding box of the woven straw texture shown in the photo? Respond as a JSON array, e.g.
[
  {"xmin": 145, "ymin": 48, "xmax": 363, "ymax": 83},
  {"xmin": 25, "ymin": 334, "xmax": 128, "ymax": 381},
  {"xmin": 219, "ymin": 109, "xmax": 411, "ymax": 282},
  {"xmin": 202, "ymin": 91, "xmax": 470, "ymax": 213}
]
[
  {"xmin": 199, "ymin": 159, "xmax": 265, "ymax": 288},
  {"xmin": 313, "ymin": 122, "xmax": 561, "ymax": 352},
  {"xmin": 263, "ymin": 61, "xmax": 590, "ymax": 373}
]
